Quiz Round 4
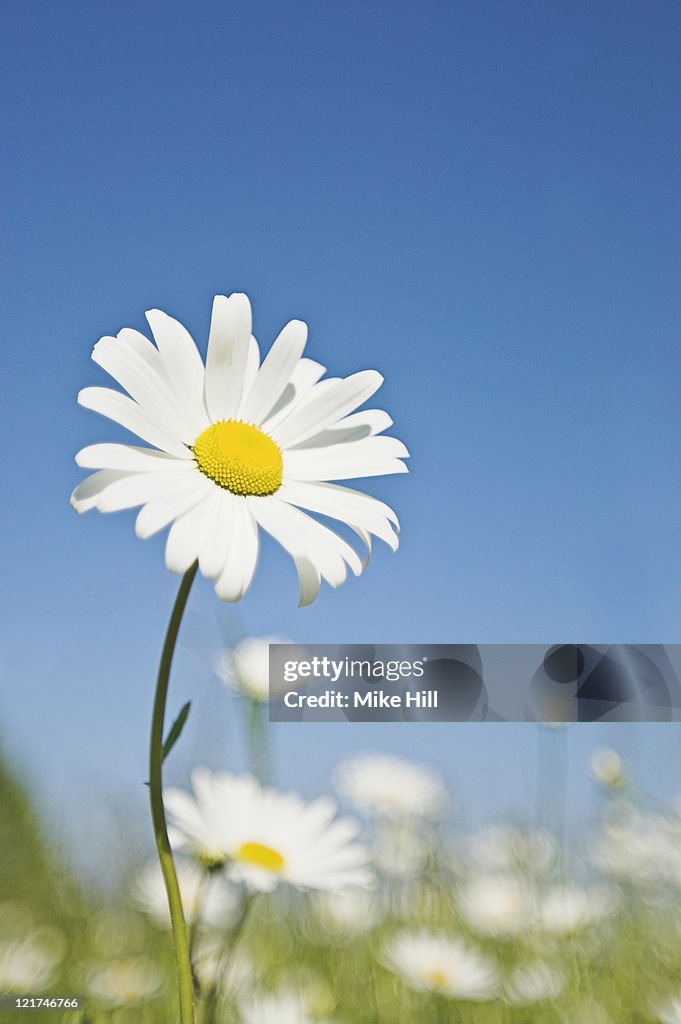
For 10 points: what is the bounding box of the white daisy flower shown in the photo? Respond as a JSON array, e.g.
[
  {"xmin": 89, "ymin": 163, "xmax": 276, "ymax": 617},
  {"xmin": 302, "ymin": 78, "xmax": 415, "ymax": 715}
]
[
  {"xmin": 71, "ymin": 292, "xmax": 407, "ymax": 606},
  {"xmin": 85, "ymin": 958, "xmax": 161, "ymax": 1006},
  {"xmin": 334, "ymin": 752, "xmax": 447, "ymax": 820},
  {"xmin": 313, "ymin": 887, "xmax": 380, "ymax": 936},
  {"xmin": 589, "ymin": 748, "xmax": 627, "ymax": 789},
  {"xmin": 657, "ymin": 996, "xmax": 681, "ymax": 1024},
  {"xmin": 0, "ymin": 934, "xmax": 64, "ymax": 994},
  {"xmin": 131, "ymin": 859, "xmax": 241, "ymax": 929},
  {"xmin": 193, "ymin": 939, "xmax": 255, "ymax": 996},
  {"xmin": 383, "ymin": 931, "xmax": 498, "ymax": 1000},
  {"xmin": 165, "ymin": 768, "xmax": 372, "ymax": 892},
  {"xmin": 458, "ymin": 873, "xmax": 534, "ymax": 938},
  {"xmin": 214, "ymin": 635, "xmax": 290, "ymax": 701},
  {"xmin": 240, "ymin": 992, "xmax": 317, "ymax": 1024},
  {"xmin": 504, "ymin": 961, "xmax": 564, "ymax": 1005},
  {"xmin": 372, "ymin": 823, "xmax": 429, "ymax": 878},
  {"xmin": 465, "ymin": 825, "xmax": 557, "ymax": 874},
  {"xmin": 537, "ymin": 883, "xmax": 618, "ymax": 935}
]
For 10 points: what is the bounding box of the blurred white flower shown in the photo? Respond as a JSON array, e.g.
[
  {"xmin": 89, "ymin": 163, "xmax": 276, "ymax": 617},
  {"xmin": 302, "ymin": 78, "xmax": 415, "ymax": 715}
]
[
  {"xmin": 214, "ymin": 635, "xmax": 289, "ymax": 701},
  {"xmin": 372, "ymin": 823, "xmax": 429, "ymax": 879},
  {"xmin": 314, "ymin": 887, "xmax": 380, "ymax": 936},
  {"xmin": 590, "ymin": 748, "xmax": 626, "ymax": 789},
  {"xmin": 132, "ymin": 859, "xmax": 241, "ymax": 929},
  {"xmin": 0, "ymin": 933, "xmax": 64, "ymax": 994},
  {"xmin": 537, "ymin": 883, "xmax": 618, "ymax": 935},
  {"xmin": 240, "ymin": 992, "xmax": 317, "ymax": 1024},
  {"xmin": 334, "ymin": 753, "xmax": 447, "ymax": 820},
  {"xmin": 504, "ymin": 961, "xmax": 564, "ymax": 1005},
  {"xmin": 466, "ymin": 826, "xmax": 557, "ymax": 874},
  {"xmin": 85, "ymin": 958, "xmax": 160, "ymax": 1006},
  {"xmin": 165, "ymin": 768, "xmax": 372, "ymax": 892},
  {"xmin": 458, "ymin": 874, "xmax": 534, "ymax": 938},
  {"xmin": 383, "ymin": 931, "xmax": 498, "ymax": 1000},
  {"xmin": 591, "ymin": 809, "xmax": 681, "ymax": 886},
  {"xmin": 193, "ymin": 939, "xmax": 255, "ymax": 996},
  {"xmin": 657, "ymin": 996, "xmax": 681, "ymax": 1024}
]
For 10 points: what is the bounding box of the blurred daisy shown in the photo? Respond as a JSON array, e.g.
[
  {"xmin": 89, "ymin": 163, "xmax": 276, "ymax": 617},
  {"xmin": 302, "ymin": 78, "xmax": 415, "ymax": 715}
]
[
  {"xmin": 132, "ymin": 859, "xmax": 241, "ymax": 929},
  {"xmin": 458, "ymin": 874, "xmax": 534, "ymax": 938},
  {"xmin": 85, "ymin": 958, "xmax": 160, "ymax": 1006},
  {"xmin": 537, "ymin": 883, "xmax": 618, "ymax": 935},
  {"xmin": 193, "ymin": 939, "xmax": 255, "ymax": 996},
  {"xmin": 372, "ymin": 823, "xmax": 429, "ymax": 879},
  {"xmin": 240, "ymin": 992, "xmax": 318, "ymax": 1024},
  {"xmin": 383, "ymin": 931, "xmax": 498, "ymax": 1000},
  {"xmin": 504, "ymin": 961, "xmax": 564, "ymax": 1005},
  {"xmin": 334, "ymin": 752, "xmax": 447, "ymax": 820},
  {"xmin": 465, "ymin": 825, "xmax": 557, "ymax": 874},
  {"xmin": 657, "ymin": 996, "xmax": 681, "ymax": 1024},
  {"xmin": 0, "ymin": 934, "xmax": 64, "ymax": 994},
  {"xmin": 165, "ymin": 768, "xmax": 372, "ymax": 892},
  {"xmin": 71, "ymin": 292, "xmax": 407, "ymax": 606},
  {"xmin": 590, "ymin": 748, "xmax": 627, "ymax": 790},
  {"xmin": 314, "ymin": 887, "xmax": 380, "ymax": 936},
  {"xmin": 214, "ymin": 635, "xmax": 289, "ymax": 701},
  {"xmin": 594, "ymin": 814, "xmax": 681, "ymax": 887}
]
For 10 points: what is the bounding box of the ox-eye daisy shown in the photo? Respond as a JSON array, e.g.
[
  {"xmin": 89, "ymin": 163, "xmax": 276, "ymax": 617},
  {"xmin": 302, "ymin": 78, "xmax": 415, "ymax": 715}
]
[
  {"xmin": 383, "ymin": 931, "xmax": 498, "ymax": 1000},
  {"xmin": 71, "ymin": 292, "xmax": 407, "ymax": 605},
  {"xmin": 334, "ymin": 752, "xmax": 447, "ymax": 820},
  {"xmin": 132, "ymin": 859, "xmax": 241, "ymax": 930},
  {"xmin": 165, "ymin": 768, "xmax": 372, "ymax": 893}
]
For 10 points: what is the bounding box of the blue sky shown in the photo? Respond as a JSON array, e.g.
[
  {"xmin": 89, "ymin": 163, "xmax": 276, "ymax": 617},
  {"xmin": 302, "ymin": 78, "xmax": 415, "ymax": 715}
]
[{"xmin": 1, "ymin": 0, "xmax": 679, "ymax": 859}]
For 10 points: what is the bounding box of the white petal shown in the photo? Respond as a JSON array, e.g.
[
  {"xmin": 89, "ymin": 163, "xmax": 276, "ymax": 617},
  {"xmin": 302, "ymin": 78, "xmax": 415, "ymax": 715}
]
[
  {"xmin": 284, "ymin": 442, "xmax": 408, "ymax": 481},
  {"xmin": 96, "ymin": 469, "xmax": 196, "ymax": 513},
  {"xmin": 249, "ymin": 497, "xmax": 359, "ymax": 593},
  {"xmin": 116, "ymin": 328, "xmax": 163, "ymax": 373},
  {"xmin": 92, "ymin": 334, "xmax": 199, "ymax": 441},
  {"xmin": 204, "ymin": 293, "xmax": 252, "ymax": 422},
  {"xmin": 289, "ymin": 435, "xmax": 409, "ymax": 465},
  {"xmin": 277, "ymin": 480, "xmax": 399, "ymax": 549},
  {"xmin": 198, "ymin": 490, "xmax": 237, "ymax": 579},
  {"xmin": 235, "ymin": 336, "xmax": 261, "ymax": 417},
  {"xmin": 298, "ymin": 511, "xmax": 363, "ymax": 581},
  {"xmin": 135, "ymin": 473, "xmax": 213, "ymax": 539},
  {"xmin": 289, "ymin": 409, "xmax": 394, "ymax": 449},
  {"xmin": 70, "ymin": 469, "xmax": 131, "ymax": 513},
  {"xmin": 240, "ymin": 319, "xmax": 308, "ymax": 425},
  {"xmin": 165, "ymin": 496, "xmax": 220, "ymax": 574},
  {"xmin": 260, "ymin": 359, "xmax": 327, "ymax": 434},
  {"xmin": 249, "ymin": 498, "xmax": 322, "ymax": 607},
  {"xmin": 349, "ymin": 524, "xmax": 373, "ymax": 566},
  {"xmin": 214, "ymin": 500, "xmax": 259, "ymax": 602},
  {"xmin": 295, "ymin": 557, "xmax": 322, "ymax": 607},
  {"xmin": 145, "ymin": 309, "xmax": 209, "ymax": 430},
  {"xmin": 78, "ymin": 387, "xmax": 189, "ymax": 458},
  {"xmin": 271, "ymin": 370, "xmax": 383, "ymax": 448},
  {"xmin": 75, "ymin": 443, "xmax": 193, "ymax": 471}
]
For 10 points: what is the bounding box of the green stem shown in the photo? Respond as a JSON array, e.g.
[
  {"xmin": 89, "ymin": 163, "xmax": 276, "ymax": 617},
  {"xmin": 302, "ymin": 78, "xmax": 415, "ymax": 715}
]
[{"xmin": 149, "ymin": 562, "xmax": 198, "ymax": 1024}]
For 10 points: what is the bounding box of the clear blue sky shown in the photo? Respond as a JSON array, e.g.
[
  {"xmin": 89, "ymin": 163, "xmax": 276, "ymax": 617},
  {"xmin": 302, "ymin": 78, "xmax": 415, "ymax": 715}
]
[{"xmin": 1, "ymin": 0, "xmax": 679, "ymax": 861}]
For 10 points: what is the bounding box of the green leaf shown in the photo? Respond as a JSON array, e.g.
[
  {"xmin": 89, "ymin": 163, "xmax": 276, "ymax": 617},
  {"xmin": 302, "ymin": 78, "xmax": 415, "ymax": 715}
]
[{"xmin": 162, "ymin": 701, "xmax": 191, "ymax": 763}]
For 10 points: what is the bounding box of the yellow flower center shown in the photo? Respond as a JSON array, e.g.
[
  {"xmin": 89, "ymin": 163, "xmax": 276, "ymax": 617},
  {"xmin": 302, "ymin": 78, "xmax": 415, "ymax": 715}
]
[
  {"xmin": 427, "ymin": 969, "xmax": 448, "ymax": 990},
  {"xmin": 192, "ymin": 420, "xmax": 283, "ymax": 496},
  {"xmin": 234, "ymin": 842, "xmax": 285, "ymax": 874}
]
